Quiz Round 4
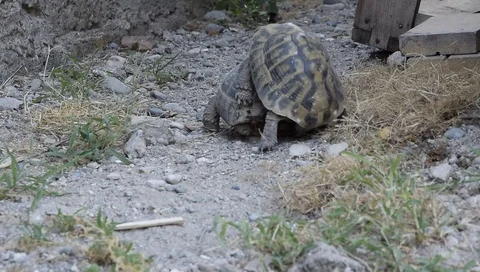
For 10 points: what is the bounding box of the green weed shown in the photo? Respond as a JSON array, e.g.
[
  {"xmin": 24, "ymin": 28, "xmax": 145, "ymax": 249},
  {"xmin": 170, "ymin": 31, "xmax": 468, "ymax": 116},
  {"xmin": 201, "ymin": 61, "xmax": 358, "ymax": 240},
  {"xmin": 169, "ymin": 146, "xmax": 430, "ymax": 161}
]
[
  {"xmin": 17, "ymin": 223, "xmax": 51, "ymax": 252},
  {"xmin": 40, "ymin": 55, "xmax": 99, "ymax": 101},
  {"xmin": 318, "ymin": 153, "xmax": 475, "ymax": 271},
  {"xmin": 141, "ymin": 51, "xmax": 186, "ymax": 86},
  {"xmin": 215, "ymin": 215, "xmax": 315, "ymax": 271},
  {"xmin": 0, "ymin": 148, "xmax": 61, "ymax": 211},
  {"xmin": 85, "ymin": 209, "xmax": 153, "ymax": 272},
  {"xmin": 215, "ymin": 0, "xmax": 278, "ymax": 26},
  {"xmin": 45, "ymin": 114, "xmax": 132, "ymax": 165},
  {"xmin": 15, "ymin": 209, "xmax": 152, "ymax": 271}
]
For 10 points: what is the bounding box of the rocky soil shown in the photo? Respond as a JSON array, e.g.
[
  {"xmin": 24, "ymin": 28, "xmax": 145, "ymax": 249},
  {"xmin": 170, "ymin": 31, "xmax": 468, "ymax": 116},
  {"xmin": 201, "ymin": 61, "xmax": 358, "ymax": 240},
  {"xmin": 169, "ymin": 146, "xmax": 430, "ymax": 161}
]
[{"xmin": 1, "ymin": 1, "xmax": 480, "ymax": 272}]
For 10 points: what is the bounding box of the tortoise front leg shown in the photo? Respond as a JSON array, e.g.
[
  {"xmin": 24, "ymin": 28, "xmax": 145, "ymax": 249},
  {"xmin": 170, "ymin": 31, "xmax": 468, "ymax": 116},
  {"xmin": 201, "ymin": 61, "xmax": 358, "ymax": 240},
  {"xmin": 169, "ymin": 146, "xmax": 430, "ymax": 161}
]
[
  {"xmin": 202, "ymin": 97, "xmax": 220, "ymax": 132},
  {"xmin": 258, "ymin": 111, "xmax": 282, "ymax": 152}
]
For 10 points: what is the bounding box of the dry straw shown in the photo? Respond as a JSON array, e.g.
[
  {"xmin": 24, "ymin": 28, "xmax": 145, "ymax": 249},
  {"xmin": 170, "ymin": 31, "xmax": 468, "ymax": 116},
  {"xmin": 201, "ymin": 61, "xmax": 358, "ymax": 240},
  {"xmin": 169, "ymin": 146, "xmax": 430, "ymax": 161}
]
[
  {"xmin": 30, "ymin": 100, "xmax": 134, "ymax": 137},
  {"xmin": 333, "ymin": 58, "xmax": 480, "ymax": 150},
  {"xmin": 285, "ymin": 58, "xmax": 480, "ymax": 214},
  {"xmin": 284, "ymin": 154, "xmax": 359, "ymax": 214}
]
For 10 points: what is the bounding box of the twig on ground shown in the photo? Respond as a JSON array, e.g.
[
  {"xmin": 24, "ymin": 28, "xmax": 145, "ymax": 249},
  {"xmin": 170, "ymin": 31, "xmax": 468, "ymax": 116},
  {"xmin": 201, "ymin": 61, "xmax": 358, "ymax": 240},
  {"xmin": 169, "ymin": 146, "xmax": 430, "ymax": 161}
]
[{"xmin": 114, "ymin": 216, "xmax": 185, "ymax": 231}]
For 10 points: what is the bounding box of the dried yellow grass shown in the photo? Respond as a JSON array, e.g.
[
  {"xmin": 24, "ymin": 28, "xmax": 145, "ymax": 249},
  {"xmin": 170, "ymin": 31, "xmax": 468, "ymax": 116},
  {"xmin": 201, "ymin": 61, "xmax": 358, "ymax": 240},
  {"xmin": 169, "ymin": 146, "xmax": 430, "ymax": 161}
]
[
  {"xmin": 286, "ymin": 59, "xmax": 480, "ymax": 214},
  {"xmin": 283, "ymin": 154, "xmax": 359, "ymax": 214},
  {"xmin": 30, "ymin": 100, "xmax": 134, "ymax": 137},
  {"xmin": 333, "ymin": 59, "xmax": 480, "ymax": 150}
]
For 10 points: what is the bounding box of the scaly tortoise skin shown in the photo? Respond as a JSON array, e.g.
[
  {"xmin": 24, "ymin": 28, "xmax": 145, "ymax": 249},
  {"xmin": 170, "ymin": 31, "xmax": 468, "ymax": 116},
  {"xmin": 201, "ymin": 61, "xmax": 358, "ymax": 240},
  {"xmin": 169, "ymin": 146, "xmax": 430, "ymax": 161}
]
[
  {"xmin": 202, "ymin": 58, "xmax": 267, "ymax": 136},
  {"xmin": 247, "ymin": 22, "xmax": 346, "ymax": 151}
]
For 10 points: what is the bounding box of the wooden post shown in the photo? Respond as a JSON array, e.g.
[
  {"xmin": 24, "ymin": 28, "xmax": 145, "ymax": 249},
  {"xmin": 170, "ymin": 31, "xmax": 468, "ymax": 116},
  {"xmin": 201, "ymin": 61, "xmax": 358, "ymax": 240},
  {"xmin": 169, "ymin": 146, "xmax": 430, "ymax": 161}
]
[{"xmin": 352, "ymin": 0, "xmax": 422, "ymax": 52}]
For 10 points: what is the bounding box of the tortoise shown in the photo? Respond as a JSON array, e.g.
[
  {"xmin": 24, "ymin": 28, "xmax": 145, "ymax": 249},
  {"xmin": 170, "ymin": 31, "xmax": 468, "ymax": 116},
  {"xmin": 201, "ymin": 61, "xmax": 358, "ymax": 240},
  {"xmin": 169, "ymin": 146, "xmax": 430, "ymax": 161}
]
[
  {"xmin": 203, "ymin": 22, "xmax": 346, "ymax": 151},
  {"xmin": 245, "ymin": 22, "xmax": 347, "ymax": 151},
  {"xmin": 202, "ymin": 58, "xmax": 268, "ymax": 136}
]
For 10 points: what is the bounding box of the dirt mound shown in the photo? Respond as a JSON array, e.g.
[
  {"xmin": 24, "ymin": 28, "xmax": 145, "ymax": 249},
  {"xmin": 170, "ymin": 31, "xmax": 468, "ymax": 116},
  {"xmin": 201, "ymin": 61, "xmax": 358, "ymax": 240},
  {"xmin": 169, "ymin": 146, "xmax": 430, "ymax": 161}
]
[{"xmin": 0, "ymin": 0, "xmax": 213, "ymax": 82}]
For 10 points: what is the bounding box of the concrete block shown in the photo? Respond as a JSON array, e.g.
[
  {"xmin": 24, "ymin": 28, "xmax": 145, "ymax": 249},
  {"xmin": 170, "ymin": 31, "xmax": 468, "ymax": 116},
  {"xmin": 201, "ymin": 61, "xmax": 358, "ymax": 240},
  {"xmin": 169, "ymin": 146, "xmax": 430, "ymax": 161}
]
[
  {"xmin": 406, "ymin": 55, "xmax": 447, "ymax": 69},
  {"xmin": 406, "ymin": 53, "xmax": 480, "ymax": 71},
  {"xmin": 399, "ymin": 14, "xmax": 480, "ymax": 56},
  {"xmin": 445, "ymin": 52, "xmax": 480, "ymax": 70}
]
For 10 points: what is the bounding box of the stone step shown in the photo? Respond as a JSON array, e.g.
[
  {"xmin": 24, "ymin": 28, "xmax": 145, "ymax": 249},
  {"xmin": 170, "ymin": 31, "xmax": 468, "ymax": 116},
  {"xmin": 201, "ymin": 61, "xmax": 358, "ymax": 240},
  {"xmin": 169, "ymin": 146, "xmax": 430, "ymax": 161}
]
[
  {"xmin": 399, "ymin": 13, "xmax": 480, "ymax": 56},
  {"xmin": 406, "ymin": 52, "xmax": 480, "ymax": 70}
]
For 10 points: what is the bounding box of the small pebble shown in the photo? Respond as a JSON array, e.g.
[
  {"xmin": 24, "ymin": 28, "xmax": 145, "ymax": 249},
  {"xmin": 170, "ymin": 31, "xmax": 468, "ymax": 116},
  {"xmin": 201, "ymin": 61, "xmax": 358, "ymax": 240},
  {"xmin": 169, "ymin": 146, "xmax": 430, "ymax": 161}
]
[
  {"xmin": 13, "ymin": 252, "xmax": 27, "ymax": 263},
  {"xmin": 59, "ymin": 246, "xmax": 76, "ymax": 256},
  {"xmin": 325, "ymin": 142, "xmax": 348, "ymax": 157},
  {"xmin": 203, "ymin": 10, "xmax": 231, "ymax": 22},
  {"xmin": 430, "ymin": 162, "xmax": 452, "ymax": 181},
  {"xmin": 0, "ymin": 97, "xmax": 22, "ymax": 111},
  {"xmin": 165, "ymin": 174, "xmax": 183, "ymax": 185},
  {"xmin": 321, "ymin": 3, "xmax": 346, "ymax": 11},
  {"xmin": 148, "ymin": 106, "xmax": 167, "ymax": 117},
  {"xmin": 166, "ymin": 185, "xmax": 187, "ymax": 194},
  {"xmin": 289, "ymin": 144, "xmax": 311, "ymax": 158},
  {"xmin": 146, "ymin": 179, "xmax": 167, "ymax": 190},
  {"xmin": 249, "ymin": 213, "xmax": 260, "ymax": 222},
  {"xmin": 444, "ymin": 127, "xmax": 466, "ymax": 140},
  {"xmin": 312, "ymin": 14, "xmax": 322, "ymax": 24},
  {"xmin": 231, "ymin": 184, "xmax": 240, "ymax": 190},
  {"xmin": 195, "ymin": 110, "xmax": 204, "ymax": 121},
  {"xmin": 472, "ymin": 157, "xmax": 480, "ymax": 165},
  {"xmin": 30, "ymin": 78, "xmax": 42, "ymax": 91},
  {"xmin": 124, "ymin": 129, "xmax": 147, "ymax": 159},
  {"xmin": 151, "ymin": 91, "xmax": 169, "ymax": 101},
  {"xmin": 170, "ymin": 121, "xmax": 185, "ymax": 130},
  {"xmin": 205, "ymin": 23, "xmax": 225, "ymax": 35},
  {"xmin": 197, "ymin": 157, "xmax": 214, "ymax": 164},
  {"xmin": 101, "ymin": 76, "xmax": 131, "ymax": 94},
  {"xmin": 176, "ymin": 155, "xmax": 195, "ymax": 164},
  {"xmin": 106, "ymin": 172, "xmax": 121, "ymax": 180},
  {"xmin": 87, "ymin": 162, "xmax": 100, "ymax": 169},
  {"xmin": 106, "ymin": 55, "xmax": 127, "ymax": 69},
  {"xmin": 387, "ymin": 51, "xmax": 406, "ymax": 67},
  {"xmin": 163, "ymin": 103, "xmax": 187, "ymax": 114},
  {"xmin": 107, "ymin": 42, "xmax": 119, "ymax": 50},
  {"xmin": 138, "ymin": 167, "xmax": 157, "ymax": 174}
]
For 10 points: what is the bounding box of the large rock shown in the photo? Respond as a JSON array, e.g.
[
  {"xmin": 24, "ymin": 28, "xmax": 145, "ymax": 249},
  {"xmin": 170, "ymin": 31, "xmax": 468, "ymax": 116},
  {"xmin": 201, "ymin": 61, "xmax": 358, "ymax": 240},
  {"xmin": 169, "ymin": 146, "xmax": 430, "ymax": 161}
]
[{"xmin": 0, "ymin": 0, "xmax": 214, "ymax": 82}]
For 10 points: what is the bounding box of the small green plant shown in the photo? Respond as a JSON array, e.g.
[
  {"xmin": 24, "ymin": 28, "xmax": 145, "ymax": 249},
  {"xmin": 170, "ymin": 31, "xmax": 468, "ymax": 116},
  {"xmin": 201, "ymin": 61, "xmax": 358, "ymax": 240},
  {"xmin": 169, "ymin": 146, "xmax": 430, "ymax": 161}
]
[
  {"xmin": 16, "ymin": 209, "xmax": 152, "ymax": 271},
  {"xmin": 41, "ymin": 55, "xmax": 99, "ymax": 101},
  {"xmin": 215, "ymin": 0, "xmax": 278, "ymax": 26},
  {"xmin": 0, "ymin": 149, "xmax": 22, "ymax": 196},
  {"xmin": 141, "ymin": 51, "xmax": 185, "ymax": 86},
  {"xmin": 45, "ymin": 114, "xmax": 132, "ymax": 165},
  {"xmin": 85, "ymin": 209, "xmax": 153, "ymax": 272},
  {"xmin": 0, "ymin": 148, "xmax": 60, "ymax": 211},
  {"xmin": 319, "ymin": 153, "xmax": 474, "ymax": 271},
  {"xmin": 17, "ymin": 223, "xmax": 51, "ymax": 252},
  {"xmin": 215, "ymin": 215, "xmax": 315, "ymax": 271}
]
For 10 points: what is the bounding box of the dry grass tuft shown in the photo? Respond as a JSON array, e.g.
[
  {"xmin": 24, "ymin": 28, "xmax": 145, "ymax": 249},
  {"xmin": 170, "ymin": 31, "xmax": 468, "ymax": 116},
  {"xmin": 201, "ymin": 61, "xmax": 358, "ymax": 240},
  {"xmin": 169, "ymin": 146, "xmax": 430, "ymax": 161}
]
[
  {"xmin": 281, "ymin": 153, "xmax": 460, "ymax": 269},
  {"xmin": 283, "ymin": 154, "xmax": 359, "ymax": 214},
  {"xmin": 333, "ymin": 60, "xmax": 480, "ymax": 150},
  {"xmin": 30, "ymin": 100, "xmax": 135, "ymax": 137}
]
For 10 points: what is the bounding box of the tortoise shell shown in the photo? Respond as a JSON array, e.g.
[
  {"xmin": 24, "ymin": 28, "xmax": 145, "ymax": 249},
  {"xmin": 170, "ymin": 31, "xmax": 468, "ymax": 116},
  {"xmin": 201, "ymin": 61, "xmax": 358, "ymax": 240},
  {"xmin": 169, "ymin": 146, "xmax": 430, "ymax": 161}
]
[
  {"xmin": 249, "ymin": 23, "xmax": 346, "ymax": 129},
  {"xmin": 214, "ymin": 60, "xmax": 267, "ymax": 127}
]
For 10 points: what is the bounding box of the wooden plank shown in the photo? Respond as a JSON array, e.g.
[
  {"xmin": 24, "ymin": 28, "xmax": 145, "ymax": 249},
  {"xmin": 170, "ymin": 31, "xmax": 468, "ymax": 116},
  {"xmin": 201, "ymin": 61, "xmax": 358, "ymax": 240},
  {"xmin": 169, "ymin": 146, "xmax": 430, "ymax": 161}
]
[
  {"xmin": 352, "ymin": 0, "xmax": 422, "ymax": 52},
  {"xmin": 419, "ymin": 0, "xmax": 480, "ymax": 17},
  {"xmin": 399, "ymin": 14, "xmax": 480, "ymax": 56}
]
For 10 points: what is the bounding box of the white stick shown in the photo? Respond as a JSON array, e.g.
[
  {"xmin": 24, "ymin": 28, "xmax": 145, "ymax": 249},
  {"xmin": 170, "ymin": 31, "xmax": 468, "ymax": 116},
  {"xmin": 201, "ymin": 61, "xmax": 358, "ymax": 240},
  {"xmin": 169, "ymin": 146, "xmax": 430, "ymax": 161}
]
[{"xmin": 114, "ymin": 217, "xmax": 185, "ymax": 231}]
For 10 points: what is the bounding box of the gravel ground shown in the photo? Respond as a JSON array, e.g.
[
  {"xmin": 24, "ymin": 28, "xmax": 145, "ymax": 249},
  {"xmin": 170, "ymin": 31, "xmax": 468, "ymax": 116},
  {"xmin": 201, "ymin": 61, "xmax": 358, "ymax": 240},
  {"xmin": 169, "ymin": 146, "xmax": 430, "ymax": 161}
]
[{"xmin": 1, "ymin": 1, "xmax": 480, "ymax": 271}]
